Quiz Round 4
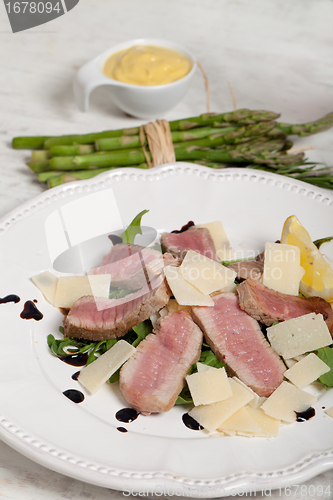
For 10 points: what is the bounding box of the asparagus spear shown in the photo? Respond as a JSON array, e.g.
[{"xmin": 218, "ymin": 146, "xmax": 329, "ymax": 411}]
[
  {"xmin": 49, "ymin": 144, "xmax": 305, "ymax": 171},
  {"xmin": 275, "ymin": 112, "xmax": 333, "ymax": 136},
  {"xmin": 217, "ymin": 137, "xmax": 288, "ymax": 154},
  {"xmin": 174, "ymin": 147, "xmax": 305, "ymax": 168},
  {"xmin": 169, "ymin": 109, "xmax": 281, "ymax": 130},
  {"xmin": 95, "ymin": 126, "xmax": 239, "ymax": 151},
  {"xmin": 288, "ymin": 167, "xmax": 333, "ymax": 189},
  {"xmin": 31, "ymin": 150, "xmax": 51, "ymax": 161},
  {"xmin": 27, "ymin": 161, "xmax": 51, "ymax": 173},
  {"xmin": 47, "ymin": 164, "xmax": 149, "ymax": 188},
  {"xmin": 47, "ymin": 168, "xmax": 118, "ymax": 188},
  {"xmin": 12, "ymin": 136, "xmax": 50, "ymax": 149},
  {"xmin": 50, "ymin": 144, "xmax": 95, "ymax": 156},
  {"xmin": 172, "ymin": 122, "xmax": 277, "ymax": 149},
  {"xmin": 50, "ymin": 150, "xmax": 147, "ymax": 170},
  {"xmin": 37, "ymin": 171, "xmax": 62, "ymax": 182},
  {"xmin": 12, "ymin": 109, "xmax": 281, "ymax": 149},
  {"xmin": 12, "ymin": 127, "xmax": 141, "ymax": 150}
]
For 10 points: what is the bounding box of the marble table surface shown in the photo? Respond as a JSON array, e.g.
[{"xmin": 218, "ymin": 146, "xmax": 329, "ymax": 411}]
[{"xmin": 0, "ymin": 0, "xmax": 333, "ymax": 498}]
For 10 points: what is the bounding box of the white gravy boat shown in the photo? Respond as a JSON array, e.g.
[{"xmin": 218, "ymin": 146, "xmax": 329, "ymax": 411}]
[{"xmin": 73, "ymin": 38, "xmax": 197, "ymax": 119}]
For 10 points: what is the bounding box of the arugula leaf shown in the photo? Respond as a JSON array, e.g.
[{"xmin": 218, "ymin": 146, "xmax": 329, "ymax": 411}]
[
  {"xmin": 48, "ymin": 320, "xmax": 152, "ymax": 383},
  {"xmin": 175, "ymin": 386, "xmax": 193, "ymax": 405},
  {"xmin": 109, "ymin": 370, "xmax": 120, "ymax": 384},
  {"xmin": 199, "ymin": 349, "xmax": 225, "ymax": 369},
  {"xmin": 47, "ymin": 333, "xmax": 102, "ymax": 358},
  {"xmin": 121, "ymin": 209, "xmax": 149, "ymax": 244},
  {"xmin": 131, "ymin": 321, "xmax": 152, "ymax": 347},
  {"xmin": 313, "ymin": 236, "xmax": 333, "ymax": 250},
  {"xmin": 220, "ymin": 256, "xmax": 258, "ymax": 267},
  {"xmin": 108, "ymin": 287, "xmax": 132, "ymax": 299},
  {"xmin": 119, "ymin": 320, "xmax": 153, "ymax": 348},
  {"xmin": 316, "ymin": 347, "xmax": 333, "ymax": 388}
]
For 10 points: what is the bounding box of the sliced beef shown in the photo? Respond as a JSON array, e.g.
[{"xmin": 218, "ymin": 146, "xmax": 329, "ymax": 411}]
[
  {"xmin": 63, "ymin": 275, "xmax": 171, "ymax": 341},
  {"xmin": 237, "ymin": 278, "xmax": 333, "ymax": 334},
  {"xmin": 227, "ymin": 260, "xmax": 264, "ymax": 282},
  {"xmin": 191, "ymin": 292, "xmax": 285, "ymax": 397},
  {"xmin": 89, "ymin": 243, "xmax": 167, "ymax": 290},
  {"xmin": 255, "ymin": 251, "xmax": 265, "ymax": 264},
  {"xmin": 119, "ymin": 310, "xmax": 203, "ymax": 414},
  {"xmin": 161, "ymin": 226, "xmax": 218, "ymax": 261}
]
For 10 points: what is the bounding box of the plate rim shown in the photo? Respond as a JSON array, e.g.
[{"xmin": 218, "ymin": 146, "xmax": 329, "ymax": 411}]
[
  {"xmin": 0, "ymin": 163, "xmax": 333, "ymax": 497},
  {"xmin": 1, "ymin": 163, "xmax": 332, "ymax": 234}
]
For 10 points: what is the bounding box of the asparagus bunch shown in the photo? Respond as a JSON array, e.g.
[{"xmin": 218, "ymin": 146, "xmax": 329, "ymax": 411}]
[{"xmin": 12, "ymin": 109, "xmax": 333, "ymax": 189}]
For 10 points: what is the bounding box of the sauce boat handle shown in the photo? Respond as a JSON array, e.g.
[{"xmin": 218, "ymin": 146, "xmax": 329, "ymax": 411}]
[{"xmin": 73, "ymin": 59, "xmax": 117, "ymax": 112}]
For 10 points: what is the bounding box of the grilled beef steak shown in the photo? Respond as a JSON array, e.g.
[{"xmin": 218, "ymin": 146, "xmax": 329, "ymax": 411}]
[
  {"xmin": 227, "ymin": 260, "xmax": 264, "ymax": 282},
  {"xmin": 161, "ymin": 226, "xmax": 218, "ymax": 261},
  {"xmin": 119, "ymin": 310, "xmax": 203, "ymax": 414},
  {"xmin": 63, "ymin": 275, "xmax": 171, "ymax": 340},
  {"xmin": 89, "ymin": 243, "xmax": 169, "ymax": 290},
  {"xmin": 191, "ymin": 292, "xmax": 286, "ymax": 397},
  {"xmin": 237, "ymin": 279, "xmax": 333, "ymax": 334}
]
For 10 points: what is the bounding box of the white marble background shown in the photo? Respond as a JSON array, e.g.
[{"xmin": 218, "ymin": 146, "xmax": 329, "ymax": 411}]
[{"xmin": 0, "ymin": 0, "xmax": 333, "ymax": 498}]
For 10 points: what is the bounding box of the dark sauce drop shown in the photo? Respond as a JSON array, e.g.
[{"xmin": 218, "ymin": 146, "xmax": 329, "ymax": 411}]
[
  {"xmin": 20, "ymin": 300, "xmax": 43, "ymax": 321},
  {"xmin": 171, "ymin": 221, "xmax": 195, "ymax": 233},
  {"xmin": 58, "ymin": 307, "xmax": 69, "ymax": 316},
  {"xmin": 33, "ymin": 299, "xmax": 38, "ymax": 303},
  {"xmin": 296, "ymin": 407, "xmax": 315, "ymax": 422},
  {"xmin": 108, "ymin": 234, "xmax": 123, "ymax": 245},
  {"xmin": 72, "ymin": 370, "xmax": 80, "ymax": 381},
  {"xmin": 117, "ymin": 427, "xmax": 128, "ymax": 433},
  {"xmin": 63, "ymin": 389, "xmax": 84, "ymax": 403},
  {"xmin": 116, "ymin": 408, "xmax": 139, "ymax": 423},
  {"xmin": 60, "ymin": 353, "xmax": 88, "ymax": 367},
  {"xmin": 0, "ymin": 294, "xmax": 20, "ymax": 304},
  {"xmin": 182, "ymin": 413, "xmax": 203, "ymax": 430}
]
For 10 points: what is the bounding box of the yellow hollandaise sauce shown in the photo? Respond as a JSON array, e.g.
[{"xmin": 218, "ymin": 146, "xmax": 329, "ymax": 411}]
[{"xmin": 103, "ymin": 45, "xmax": 192, "ymax": 86}]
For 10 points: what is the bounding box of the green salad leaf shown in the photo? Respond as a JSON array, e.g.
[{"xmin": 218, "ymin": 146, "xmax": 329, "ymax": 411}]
[
  {"xmin": 109, "ymin": 287, "xmax": 132, "ymax": 299},
  {"xmin": 175, "ymin": 386, "xmax": 193, "ymax": 405},
  {"xmin": 220, "ymin": 256, "xmax": 259, "ymax": 267},
  {"xmin": 316, "ymin": 347, "xmax": 333, "ymax": 388},
  {"xmin": 313, "ymin": 236, "xmax": 333, "ymax": 250},
  {"xmin": 48, "ymin": 320, "xmax": 153, "ymax": 380},
  {"xmin": 47, "ymin": 330, "xmax": 117, "ymax": 364},
  {"xmin": 131, "ymin": 321, "xmax": 153, "ymax": 347},
  {"xmin": 199, "ymin": 348, "xmax": 225, "ymax": 369},
  {"xmin": 121, "ymin": 209, "xmax": 149, "ymax": 244}
]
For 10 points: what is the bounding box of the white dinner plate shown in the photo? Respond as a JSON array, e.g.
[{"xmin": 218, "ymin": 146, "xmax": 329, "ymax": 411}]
[{"xmin": 0, "ymin": 163, "xmax": 332, "ymax": 498}]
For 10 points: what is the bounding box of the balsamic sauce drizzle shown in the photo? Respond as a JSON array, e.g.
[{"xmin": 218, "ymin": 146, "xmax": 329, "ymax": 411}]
[
  {"xmin": 171, "ymin": 221, "xmax": 195, "ymax": 233},
  {"xmin": 108, "ymin": 234, "xmax": 123, "ymax": 245},
  {"xmin": 0, "ymin": 294, "xmax": 20, "ymax": 304},
  {"xmin": 296, "ymin": 407, "xmax": 315, "ymax": 422},
  {"xmin": 60, "ymin": 353, "xmax": 88, "ymax": 367},
  {"xmin": 71, "ymin": 371, "xmax": 81, "ymax": 381},
  {"xmin": 63, "ymin": 389, "xmax": 85, "ymax": 403},
  {"xmin": 20, "ymin": 300, "xmax": 43, "ymax": 321},
  {"xmin": 182, "ymin": 413, "xmax": 203, "ymax": 430},
  {"xmin": 117, "ymin": 427, "xmax": 128, "ymax": 433},
  {"xmin": 116, "ymin": 408, "xmax": 140, "ymax": 423}
]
